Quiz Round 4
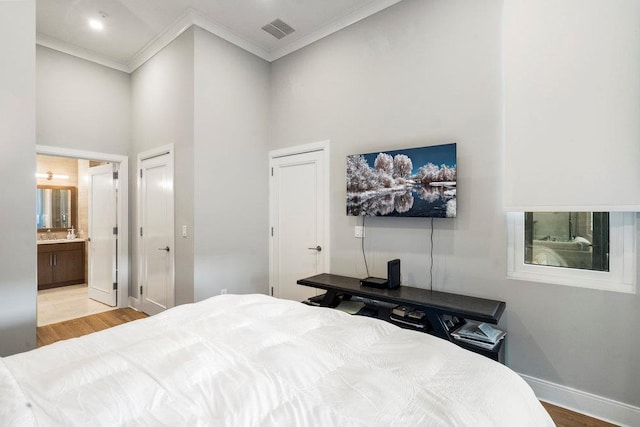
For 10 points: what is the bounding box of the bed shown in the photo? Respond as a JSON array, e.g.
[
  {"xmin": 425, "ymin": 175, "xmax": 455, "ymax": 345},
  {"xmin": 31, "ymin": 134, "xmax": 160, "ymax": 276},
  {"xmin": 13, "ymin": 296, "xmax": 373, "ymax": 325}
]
[{"xmin": 1, "ymin": 294, "xmax": 553, "ymax": 426}]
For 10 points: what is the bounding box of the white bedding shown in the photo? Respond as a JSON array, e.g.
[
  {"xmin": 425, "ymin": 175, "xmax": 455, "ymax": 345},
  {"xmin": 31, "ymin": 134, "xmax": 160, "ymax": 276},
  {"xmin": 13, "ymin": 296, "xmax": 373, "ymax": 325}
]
[{"xmin": 1, "ymin": 294, "xmax": 553, "ymax": 426}]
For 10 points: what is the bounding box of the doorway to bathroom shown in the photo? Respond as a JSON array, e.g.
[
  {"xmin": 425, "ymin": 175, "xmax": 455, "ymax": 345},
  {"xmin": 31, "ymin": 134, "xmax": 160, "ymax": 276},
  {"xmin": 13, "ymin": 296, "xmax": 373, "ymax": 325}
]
[{"xmin": 35, "ymin": 145, "xmax": 129, "ymax": 326}]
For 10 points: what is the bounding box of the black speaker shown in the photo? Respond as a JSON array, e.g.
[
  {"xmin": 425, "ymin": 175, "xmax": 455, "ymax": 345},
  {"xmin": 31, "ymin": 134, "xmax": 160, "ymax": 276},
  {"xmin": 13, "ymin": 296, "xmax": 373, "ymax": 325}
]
[{"xmin": 387, "ymin": 259, "xmax": 400, "ymax": 289}]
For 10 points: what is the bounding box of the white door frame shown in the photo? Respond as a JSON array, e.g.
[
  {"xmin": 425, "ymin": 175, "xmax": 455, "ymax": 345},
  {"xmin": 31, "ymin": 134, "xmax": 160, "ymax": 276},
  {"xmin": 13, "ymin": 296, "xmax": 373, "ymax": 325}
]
[
  {"xmin": 36, "ymin": 145, "xmax": 129, "ymax": 308},
  {"xmin": 269, "ymin": 140, "xmax": 331, "ymax": 297},
  {"xmin": 136, "ymin": 144, "xmax": 175, "ymax": 312}
]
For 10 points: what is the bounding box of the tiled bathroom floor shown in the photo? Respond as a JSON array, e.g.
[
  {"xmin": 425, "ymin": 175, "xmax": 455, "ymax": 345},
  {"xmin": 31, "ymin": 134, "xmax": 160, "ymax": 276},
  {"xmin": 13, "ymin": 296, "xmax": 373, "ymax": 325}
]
[{"xmin": 37, "ymin": 284, "xmax": 115, "ymax": 326}]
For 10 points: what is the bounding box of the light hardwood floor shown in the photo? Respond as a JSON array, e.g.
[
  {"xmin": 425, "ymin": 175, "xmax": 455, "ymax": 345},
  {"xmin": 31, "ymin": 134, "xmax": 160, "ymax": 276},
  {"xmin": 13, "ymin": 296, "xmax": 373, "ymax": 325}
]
[
  {"xmin": 37, "ymin": 284, "xmax": 115, "ymax": 326},
  {"xmin": 37, "ymin": 308, "xmax": 148, "ymax": 347},
  {"xmin": 541, "ymin": 402, "xmax": 618, "ymax": 427},
  {"xmin": 35, "ymin": 311, "xmax": 617, "ymax": 426}
]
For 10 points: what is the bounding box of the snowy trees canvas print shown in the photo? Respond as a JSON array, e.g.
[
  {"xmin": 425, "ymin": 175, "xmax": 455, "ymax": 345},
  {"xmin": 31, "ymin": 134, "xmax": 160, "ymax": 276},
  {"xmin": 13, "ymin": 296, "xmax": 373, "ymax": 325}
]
[{"xmin": 346, "ymin": 143, "xmax": 457, "ymax": 217}]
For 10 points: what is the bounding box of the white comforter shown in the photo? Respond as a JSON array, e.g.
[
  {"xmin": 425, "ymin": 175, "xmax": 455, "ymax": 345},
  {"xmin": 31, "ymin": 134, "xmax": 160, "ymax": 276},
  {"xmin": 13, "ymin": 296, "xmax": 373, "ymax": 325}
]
[{"xmin": 0, "ymin": 294, "xmax": 554, "ymax": 426}]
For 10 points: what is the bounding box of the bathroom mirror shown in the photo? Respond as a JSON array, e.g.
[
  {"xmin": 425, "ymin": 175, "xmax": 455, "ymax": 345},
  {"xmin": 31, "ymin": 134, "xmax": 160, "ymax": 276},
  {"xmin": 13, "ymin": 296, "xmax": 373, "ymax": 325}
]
[{"xmin": 36, "ymin": 185, "xmax": 77, "ymax": 231}]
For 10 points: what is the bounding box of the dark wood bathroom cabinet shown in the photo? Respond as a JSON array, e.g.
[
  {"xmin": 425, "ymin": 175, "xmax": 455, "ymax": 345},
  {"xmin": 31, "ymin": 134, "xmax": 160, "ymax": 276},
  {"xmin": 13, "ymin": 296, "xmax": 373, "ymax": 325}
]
[{"xmin": 37, "ymin": 242, "xmax": 85, "ymax": 290}]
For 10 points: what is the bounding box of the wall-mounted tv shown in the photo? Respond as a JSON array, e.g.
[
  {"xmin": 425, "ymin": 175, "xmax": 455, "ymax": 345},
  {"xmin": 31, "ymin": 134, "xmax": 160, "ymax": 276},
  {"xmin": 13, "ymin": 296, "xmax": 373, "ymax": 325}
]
[{"xmin": 346, "ymin": 143, "xmax": 457, "ymax": 218}]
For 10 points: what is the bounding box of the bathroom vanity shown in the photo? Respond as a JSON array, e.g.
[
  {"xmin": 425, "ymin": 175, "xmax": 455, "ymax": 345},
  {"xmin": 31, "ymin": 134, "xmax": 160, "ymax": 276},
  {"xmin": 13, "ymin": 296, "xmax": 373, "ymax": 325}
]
[{"xmin": 37, "ymin": 240, "xmax": 85, "ymax": 290}]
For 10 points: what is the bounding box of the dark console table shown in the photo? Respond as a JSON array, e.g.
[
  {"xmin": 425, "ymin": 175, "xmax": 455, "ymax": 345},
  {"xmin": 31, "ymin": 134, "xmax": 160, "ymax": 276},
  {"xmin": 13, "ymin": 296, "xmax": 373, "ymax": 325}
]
[{"xmin": 297, "ymin": 273, "xmax": 506, "ymax": 362}]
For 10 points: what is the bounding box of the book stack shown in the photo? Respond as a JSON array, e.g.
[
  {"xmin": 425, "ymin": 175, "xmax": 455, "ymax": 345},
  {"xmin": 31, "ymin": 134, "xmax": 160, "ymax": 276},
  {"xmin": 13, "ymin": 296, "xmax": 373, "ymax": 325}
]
[
  {"xmin": 391, "ymin": 306, "xmax": 410, "ymax": 317},
  {"xmin": 391, "ymin": 306, "xmax": 425, "ymax": 321},
  {"xmin": 388, "ymin": 306, "xmax": 428, "ymax": 330},
  {"xmin": 451, "ymin": 320, "xmax": 506, "ymax": 350}
]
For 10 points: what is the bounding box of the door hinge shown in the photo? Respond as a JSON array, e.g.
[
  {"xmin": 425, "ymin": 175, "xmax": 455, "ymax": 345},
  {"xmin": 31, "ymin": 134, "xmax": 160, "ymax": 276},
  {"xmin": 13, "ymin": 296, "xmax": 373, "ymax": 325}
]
[
  {"xmin": 113, "ymin": 171, "xmax": 119, "ymax": 180},
  {"xmin": 271, "ymin": 286, "xmax": 274, "ymax": 296},
  {"xmin": 113, "ymin": 282, "xmax": 117, "ymax": 290},
  {"xmin": 140, "ymin": 227, "xmax": 143, "ymax": 237},
  {"xmin": 139, "ymin": 286, "xmax": 143, "ymax": 295},
  {"xmin": 271, "ymin": 167, "xmax": 273, "ymax": 176},
  {"xmin": 271, "ymin": 227, "xmax": 274, "ymax": 237},
  {"xmin": 140, "ymin": 169, "xmax": 143, "ymax": 178},
  {"xmin": 112, "ymin": 226, "xmax": 118, "ymax": 235}
]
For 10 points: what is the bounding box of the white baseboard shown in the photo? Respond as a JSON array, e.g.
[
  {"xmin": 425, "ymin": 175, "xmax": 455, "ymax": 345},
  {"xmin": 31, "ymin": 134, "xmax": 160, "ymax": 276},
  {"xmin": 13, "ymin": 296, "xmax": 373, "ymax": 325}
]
[
  {"xmin": 128, "ymin": 296, "xmax": 141, "ymax": 311},
  {"xmin": 519, "ymin": 373, "xmax": 640, "ymax": 426}
]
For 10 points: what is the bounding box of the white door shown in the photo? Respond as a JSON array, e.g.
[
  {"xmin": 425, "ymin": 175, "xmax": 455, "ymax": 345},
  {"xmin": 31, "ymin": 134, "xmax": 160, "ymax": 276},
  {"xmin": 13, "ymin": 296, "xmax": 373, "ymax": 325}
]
[
  {"xmin": 139, "ymin": 153, "xmax": 174, "ymax": 315},
  {"xmin": 88, "ymin": 163, "xmax": 117, "ymax": 306},
  {"xmin": 270, "ymin": 148, "xmax": 329, "ymax": 301}
]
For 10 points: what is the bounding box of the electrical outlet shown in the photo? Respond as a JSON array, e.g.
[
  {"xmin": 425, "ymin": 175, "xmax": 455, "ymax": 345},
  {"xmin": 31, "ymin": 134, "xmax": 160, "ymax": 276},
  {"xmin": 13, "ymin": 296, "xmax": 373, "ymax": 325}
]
[
  {"xmin": 355, "ymin": 225, "xmax": 364, "ymax": 238},
  {"xmin": 221, "ymin": 289, "xmax": 227, "ymax": 295},
  {"xmin": 182, "ymin": 225, "xmax": 188, "ymax": 238}
]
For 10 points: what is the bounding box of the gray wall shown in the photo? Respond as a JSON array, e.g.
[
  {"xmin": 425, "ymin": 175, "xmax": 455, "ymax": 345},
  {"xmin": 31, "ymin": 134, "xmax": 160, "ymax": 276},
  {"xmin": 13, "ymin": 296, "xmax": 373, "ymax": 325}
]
[
  {"xmin": 131, "ymin": 28, "xmax": 195, "ymax": 305},
  {"xmin": 269, "ymin": 0, "xmax": 640, "ymax": 407},
  {"xmin": 0, "ymin": 0, "xmax": 36, "ymax": 356},
  {"xmin": 36, "ymin": 46, "xmax": 131, "ymax": 154},
  {"xmin": 1, "ymin": 6, "xmax": 131, "ymax": 356},
  {"xmin": 192, "ymin": 27, "xmax": 271, "ymax": 300},
  {"xmin": 130, "ymin": 25, "xmax": 271, "ymax": 305},
  {"xmin": 36, "ymin": 46, "xmax": 132, "ymax": 304}
]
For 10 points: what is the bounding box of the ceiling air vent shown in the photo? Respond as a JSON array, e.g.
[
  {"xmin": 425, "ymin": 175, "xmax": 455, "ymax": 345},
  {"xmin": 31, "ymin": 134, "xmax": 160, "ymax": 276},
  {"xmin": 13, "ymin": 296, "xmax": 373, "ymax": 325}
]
[{"xmin": 261, "ymin": 19, "xmax": 295, "ymax": 40}]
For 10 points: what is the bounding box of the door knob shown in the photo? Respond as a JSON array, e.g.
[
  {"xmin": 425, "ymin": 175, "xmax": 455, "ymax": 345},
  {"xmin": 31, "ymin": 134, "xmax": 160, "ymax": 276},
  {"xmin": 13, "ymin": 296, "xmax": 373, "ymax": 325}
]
[
  {"xmin": 308, "ymin": 245, "xmax": 322, "ymax": 252},
  {"xmin": 158, "ymin": 246, "xmax": 170, "ymax": 252}
]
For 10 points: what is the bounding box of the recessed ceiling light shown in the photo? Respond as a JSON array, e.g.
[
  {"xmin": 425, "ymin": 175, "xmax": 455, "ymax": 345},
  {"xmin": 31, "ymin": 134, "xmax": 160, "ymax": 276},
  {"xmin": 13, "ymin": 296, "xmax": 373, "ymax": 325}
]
[
  {"xmin": 89, "ymin": 18, "xmax": 104, "ymax": 31},
  {"xmin": 89, "ymin": 11, "xmax": 107, "ymax": 31}
]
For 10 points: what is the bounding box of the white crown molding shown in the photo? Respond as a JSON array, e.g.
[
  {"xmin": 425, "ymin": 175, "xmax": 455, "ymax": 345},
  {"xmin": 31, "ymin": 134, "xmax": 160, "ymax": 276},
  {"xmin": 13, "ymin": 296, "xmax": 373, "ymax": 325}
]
[
  {"xmin": 36, "ymin": 33, "xmax": 130, "ymax": 73},
  {"xmin": 519, "ymin": 373, "xmax": 640, "ymax": 426},
  {"xmin": 127, "ymin": 9, "xmax": 196, "ymax": 72},
  {"xmin": 39, "ymin": 0, "xmax": 406, "ymax": 72},
  {"xmin": 190, "ymin": 9, "xmax": 271, "ymax": 61},
  {"xmin": 127, "ymin": 8, "xmax": 271, "ymax": 72},
  {"xmin": 268, "ymin": 0, "xmax": 405, "ymax": 61}
]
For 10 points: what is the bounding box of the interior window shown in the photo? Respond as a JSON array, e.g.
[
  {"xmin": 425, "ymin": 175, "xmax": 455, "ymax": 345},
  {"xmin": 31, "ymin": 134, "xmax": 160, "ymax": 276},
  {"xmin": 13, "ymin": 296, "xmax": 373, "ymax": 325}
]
[
  {"xmin": 506, "ymin": 211, "xmax": 635, "ymax": 294},
  {"xmin": 524, "ymin": 212, "xmax": 609, "ymax": 272}
]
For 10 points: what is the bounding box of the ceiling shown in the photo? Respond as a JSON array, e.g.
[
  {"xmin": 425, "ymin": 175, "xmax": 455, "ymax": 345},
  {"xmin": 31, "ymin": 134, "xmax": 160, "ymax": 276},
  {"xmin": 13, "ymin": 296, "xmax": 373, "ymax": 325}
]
[{"xmin": 36, "ymin": 0, "xmax": 404, "ymax": 73}]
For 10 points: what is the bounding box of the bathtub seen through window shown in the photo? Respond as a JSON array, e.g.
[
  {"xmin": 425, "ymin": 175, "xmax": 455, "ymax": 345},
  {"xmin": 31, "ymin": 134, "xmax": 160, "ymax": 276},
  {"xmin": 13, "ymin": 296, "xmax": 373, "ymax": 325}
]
[{"xmin": 524, "ymin": 212, "xmax": 609, "ymax": 272}]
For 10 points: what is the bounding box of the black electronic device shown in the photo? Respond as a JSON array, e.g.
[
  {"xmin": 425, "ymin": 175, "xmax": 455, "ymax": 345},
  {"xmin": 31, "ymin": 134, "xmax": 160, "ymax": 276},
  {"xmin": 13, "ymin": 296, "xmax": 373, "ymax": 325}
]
[
  {"xmin": 361, "ymin": 259, "xmax": 401, "ymax": 289},
  {"xmin": 387, "ymin": 259, "xmax": 400, "ymax": 289},
  {"xmin": 360, "ymin": 276, "xmax": 388, "ymax": 288}
]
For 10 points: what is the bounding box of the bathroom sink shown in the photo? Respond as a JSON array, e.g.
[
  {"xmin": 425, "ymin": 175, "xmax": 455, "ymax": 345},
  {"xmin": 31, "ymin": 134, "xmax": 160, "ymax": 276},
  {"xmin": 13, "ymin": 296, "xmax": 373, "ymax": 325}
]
[{"xmin": 37, "ymin": 238, "xmax": 85, "ymax": 245}]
